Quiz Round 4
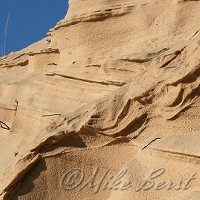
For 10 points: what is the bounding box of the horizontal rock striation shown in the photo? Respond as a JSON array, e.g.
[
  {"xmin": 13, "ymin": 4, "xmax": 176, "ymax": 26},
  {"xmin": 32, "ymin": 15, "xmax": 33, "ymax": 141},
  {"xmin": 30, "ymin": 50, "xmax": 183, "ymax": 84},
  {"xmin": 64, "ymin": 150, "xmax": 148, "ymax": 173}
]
[{"xmin": 1, "ymin": 0, "xmax": 200, "ymax": 199}]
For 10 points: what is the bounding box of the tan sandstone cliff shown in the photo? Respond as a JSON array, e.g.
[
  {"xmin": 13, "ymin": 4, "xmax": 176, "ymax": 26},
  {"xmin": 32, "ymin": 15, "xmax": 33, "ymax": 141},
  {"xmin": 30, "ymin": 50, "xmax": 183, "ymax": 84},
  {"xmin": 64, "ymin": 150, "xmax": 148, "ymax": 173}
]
[{"xmin": 1, "ymin": 0, "xmax": 200, "ymax": 199}]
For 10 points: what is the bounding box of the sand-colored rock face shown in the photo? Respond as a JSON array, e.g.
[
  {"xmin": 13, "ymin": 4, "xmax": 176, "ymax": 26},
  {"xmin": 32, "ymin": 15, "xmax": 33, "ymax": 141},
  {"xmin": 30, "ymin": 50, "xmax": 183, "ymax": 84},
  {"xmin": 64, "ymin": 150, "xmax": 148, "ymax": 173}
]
[{"xmin": 1, "ymin": 0, "xmax": 200, "ymax": 199}]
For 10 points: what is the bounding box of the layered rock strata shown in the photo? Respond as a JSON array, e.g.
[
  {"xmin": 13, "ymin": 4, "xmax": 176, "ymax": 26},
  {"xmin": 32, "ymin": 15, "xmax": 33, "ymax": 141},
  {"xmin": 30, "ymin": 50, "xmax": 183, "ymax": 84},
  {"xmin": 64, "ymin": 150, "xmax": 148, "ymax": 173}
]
[{"xmin": 1, "ymin": 0, "xmax": 200, "ymax": 199}]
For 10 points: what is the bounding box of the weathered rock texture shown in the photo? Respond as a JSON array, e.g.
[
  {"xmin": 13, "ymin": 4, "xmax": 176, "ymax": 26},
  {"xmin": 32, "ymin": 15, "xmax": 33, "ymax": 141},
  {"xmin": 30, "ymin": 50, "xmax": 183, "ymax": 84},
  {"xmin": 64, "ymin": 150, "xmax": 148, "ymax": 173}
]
[{"xmin": 1, "ymin": 0, "xmax": 200, "ymax": 199}]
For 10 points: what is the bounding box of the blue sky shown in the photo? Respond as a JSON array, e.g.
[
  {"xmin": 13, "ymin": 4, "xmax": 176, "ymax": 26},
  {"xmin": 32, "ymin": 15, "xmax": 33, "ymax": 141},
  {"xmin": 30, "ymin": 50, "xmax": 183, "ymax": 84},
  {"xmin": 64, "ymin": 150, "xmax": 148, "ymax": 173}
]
[{"xmin": 0, "ymin": 1, "xmax": 68, "ymax": 57}]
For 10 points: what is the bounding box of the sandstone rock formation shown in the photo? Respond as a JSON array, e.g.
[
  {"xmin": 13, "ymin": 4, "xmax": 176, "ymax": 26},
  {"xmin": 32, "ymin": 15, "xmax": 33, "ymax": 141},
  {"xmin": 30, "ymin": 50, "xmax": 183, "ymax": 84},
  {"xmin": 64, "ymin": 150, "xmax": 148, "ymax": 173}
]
[{"xmin": 1, "ymin": 0, "xmax": 200, "ymax": 199}]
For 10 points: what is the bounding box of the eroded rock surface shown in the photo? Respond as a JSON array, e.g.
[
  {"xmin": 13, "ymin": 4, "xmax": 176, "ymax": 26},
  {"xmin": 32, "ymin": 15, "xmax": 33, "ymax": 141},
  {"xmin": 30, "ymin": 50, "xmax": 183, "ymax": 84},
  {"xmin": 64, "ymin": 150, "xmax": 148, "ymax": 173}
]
[{"xmin": 1, "ymin": 0, "xmax": 200, "ymax": 199}]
